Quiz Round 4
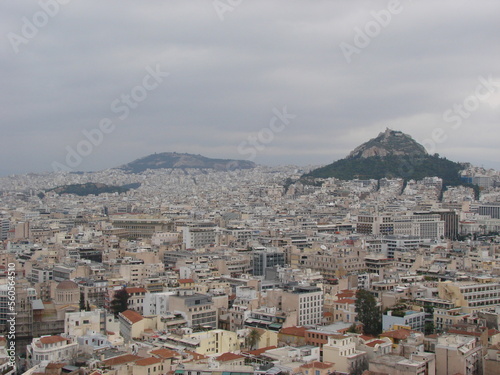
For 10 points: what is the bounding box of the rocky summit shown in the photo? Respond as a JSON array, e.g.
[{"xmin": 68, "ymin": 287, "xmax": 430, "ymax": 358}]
[{"xmin": 347, "ymin": 128, "xmax": 428, "ymax": 159}]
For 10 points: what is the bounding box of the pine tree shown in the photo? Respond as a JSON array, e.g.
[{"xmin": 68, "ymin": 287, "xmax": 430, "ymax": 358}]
[
  {"xmin": 111, "ymin": 288, "xmax": 129, "ymax": 317},
  {"xmin": 246, "ymin": 328, "xmax": 261, "ymax": 350},
  {"xmin": 79, "ymin": 292, "xmax": 85, "ymax": 311},
  {"xmin": 355, "ymin": 289, "xmax": 382, "ymax": 336}
]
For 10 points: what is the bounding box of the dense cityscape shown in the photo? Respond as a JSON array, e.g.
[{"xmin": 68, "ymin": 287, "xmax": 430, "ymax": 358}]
[
  {"xmin": 1, "ymin": 129, "xmax": 500, "ymax": 375},
  {"xmin": 3, "ymin": 2, "xmax": 499, "ymax": 375}
]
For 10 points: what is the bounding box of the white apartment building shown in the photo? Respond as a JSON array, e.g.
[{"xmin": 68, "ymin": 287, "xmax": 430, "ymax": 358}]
[
  {"xmin": 26, "ymin": 335, "xmax": 78, "ymax": 368},
  {"xmin": 282, "ymin": 286, "xmax": 323, "ymax": 326},
  {"xmin": 64, "ymin": 310, "xmax": 104, "ymax": 337}
]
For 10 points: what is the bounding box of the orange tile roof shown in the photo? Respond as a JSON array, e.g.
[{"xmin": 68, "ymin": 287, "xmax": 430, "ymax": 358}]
[
  {"xmin": 45, "ymin": 363, "xmax": 65, "ymax": 369},
  {"xmin": 245, "ymin": 346, "xmax": 277, "ymax": 356},
  {"xmin": 39, "ymin": 336, "xmax": 68, "ymax": 345},
  {"xmin": 103, "ymin": 354, "xmax": 143, "ymax": 366},
  {"xmin": 488, "ymin": 329, "xmax": 500, "ymax": 336},
  {"xmin": 151, "ymin": 348, "xmax": 180, "ymax": 359},
  {"xmin": 185, "ymin": 350, "xmax": 209, "ymax": 360},
  {"xmin": 366, "ymin": 340, "xmax": 388, "ymax": 347},
  {"xmin": 337, "ymin": 290, "xmax": 356, "ymax": 298},
  {"xmin": 135, "ymin": 357, "xmax": 162, "ymax": 366},
  {"xmin": 448, "ymin": 329, "xmax": 483, "ymax": 337},
  {"xmin": 360, "ymin": 335, "xmax": 376, "ymax": 341},
  {"xmin": 280, "ymin": 326, "xmax": 307, "ymax": 337},
  {"xmin": 120, "ymin": 309, "xmax": 144, "ymax": 324},
  {"xmin": 362, "ymin": 371, "xmax": 390, "ymax": 375},
  {"xmin": 178, "ymin": 279, "xmax": 194, "ymax": 284},
  {"xmin": 216, "ymin": 352, "xmax": 244, "ymax": 362},
  {"xmin": 380, "ymin": 329, "xmax": 414, "ymax": 340},
  {"xmin": 300, "ymin": 361, "xmax": 335, "ymax": 369}
]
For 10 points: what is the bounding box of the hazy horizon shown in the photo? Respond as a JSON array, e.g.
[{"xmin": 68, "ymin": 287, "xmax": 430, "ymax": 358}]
[{"xmin": 2, "ymin": 0, "xmax": 499, "ymax": 176}]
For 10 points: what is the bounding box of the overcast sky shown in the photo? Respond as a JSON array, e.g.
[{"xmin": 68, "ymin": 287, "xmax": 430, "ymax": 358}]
[{"xmin": 1, "ymin": 0, "xmax": 499, "ymax": 176}]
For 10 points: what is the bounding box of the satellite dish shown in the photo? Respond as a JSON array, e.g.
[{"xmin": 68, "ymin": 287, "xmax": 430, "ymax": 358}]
[{"xmin": 320, "ymin": 245, "xmax": 327, "ymax": 250}]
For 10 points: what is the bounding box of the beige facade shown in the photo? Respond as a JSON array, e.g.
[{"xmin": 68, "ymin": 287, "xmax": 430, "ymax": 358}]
[
  {"xmin": 323, "ymin": 334, "xmax": 367, "ymax": 374},
  {"xmin": 435, "ymin": 334, "xmax": 482, "ymax": 375},
  {"xmin": 438, "ymin": 281, "xmax": 500, "ymax": 313},
  {"xmin": 169, "ymin": 290, "xmax": 217, "ymax": 328}
]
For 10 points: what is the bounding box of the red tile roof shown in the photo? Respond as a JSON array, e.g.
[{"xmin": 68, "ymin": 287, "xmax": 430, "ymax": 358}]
[
  {"xmin": 300, "ymin": 361, "xmax": 335, "ymax": 369},
  {"xmin": 488, "ymin": 329, "xmax": 500, "ymax": 337},
  {"xmin": 245, "ymin": 346, "xmax": 277, "ymax": 356},
  {"xmin": 360, "ymin": 335, "xmax": 376, "ymax": 341},
  {"xmin": 280, "ymin": 326, "xmax": 307, "ymax": 337},
  {"xmin": 380, "ymin": 329, "xmax": 415, "ymax": 341},
  {"xmin": 45, "ymin": 363, "xmax": 66, "ymax": 369},
  {"xmin": 448, "ymin": 329, "xmax": 482, "ymax": 337},
  {"xmin": 151, "ymin": 348, "xmax": 179, "ymax": 359},
  {"xmin": 366, "ymin": 340, "xmax": 388, "ymax": 347},
  {"xmin": 120, "ymin": 309, "xmax": 144, "ymax": 324},
  {"xmin": 135, "ymin": 357, "xmax": 162, "ymax": 366},
  {"xmin": 39, "ymin": 336, "xmax": 68, "ymax": 345},
  {"xmin": 216, "ymin": 352, "xmax": 244, "ymax": 362},
  {"xmin": 103, "ymin": 354, "xmax": 143, "ymax": 366},
  {"xmin": 185, "ymin": 350, "xmax": 209, "ymax": 361},
  {"xmin": 178, "ymin": 279, "xmax": 194, "ymax": 284}
]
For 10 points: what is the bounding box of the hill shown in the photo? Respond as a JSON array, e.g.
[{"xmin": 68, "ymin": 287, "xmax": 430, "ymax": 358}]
[
  {"xmin": 302, "ymin": 129, "xmax": 473, "ymax": 189},
  {"xmin": 117, "ymin": 152, "xmax": 256, "ymax": 173}
]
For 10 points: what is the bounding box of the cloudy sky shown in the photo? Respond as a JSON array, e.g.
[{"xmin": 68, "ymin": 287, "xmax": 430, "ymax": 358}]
[{"xmin": 1, "ymin": 0, "xmax": 499, "ymax": 175}]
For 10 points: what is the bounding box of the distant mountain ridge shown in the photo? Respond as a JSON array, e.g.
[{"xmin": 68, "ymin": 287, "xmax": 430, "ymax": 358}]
[
  {"xmin": 303, "ymin": 129, "xmax": 475, "ymax": 191},
  {"xmin": 117, "ymin": 152, "xmax": 256, "ymax": 173}
]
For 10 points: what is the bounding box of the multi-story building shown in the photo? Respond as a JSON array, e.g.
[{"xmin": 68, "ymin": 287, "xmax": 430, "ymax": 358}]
[
  {"xmin": 64, "ymin": 310, "xmax": 106, "ymax": 337},
  {"xmin": 163, "ymin": 329, "xmax": 239, "ymax": 356},
  {"xmin": 26, "ymin": 335, "xmax": 78, "ymax": 368},
  {"xmin": 125, "ymin": 287, "xmax": 147, "ymax": 315},
  {"xmin": 77, "ymin": 278, "xmax": 108, "ymax": 308},
  {"xmin": 438, "ymin": 281, "xmax": 500, "ymax": 313},
  {"xmin": 0, "ymin": 218, "xmax": 10, "ymax": 240},
  {"xmin": 383, "ymin": 310, "xmax": 426, "ymax": 332},
  {"xmin": 29, "ymin": 265, "xmax": 53, "ymax": 284},
  {"xmin": 169, "ymin": 289, "xmax": 217, "ymax": 328},
  {"xmin": 479, "ymin": 203, "xmax": 500, "ymax": 219},
  {"xmin": 435, "ymin": 334, "xmax": 482, "ymax": 375},
  {"xmin": 111, "ymin": 217, "xmax": 174, "ymax": 239},
  {"xmin": 323, "ymin": 334, "xmax": 367, "ymax": 374},
  {"xmin": 182, "ymin": 225, "xmax": 218, "ymax": 249},
  {"xmin": 368, "ymin": 354, "xmax": 429, "ymax": 375},
  {"xmin": 143, "ymin": 291, "xmax": 176, "ymax": 316},
  {"xmin": 294, "ymin": 248, "xmax": 366, "ymax": 278},
  {"xmin": 282, "ymin": 286, "xmax": 323, "ymax": 326},
  {"xmin": 357, "ymin": 213, "xmax": 444, "ymax": 240},
  {"xmin": 252, "ymin": 248, "xmax": 285, "ymax": 276}
]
